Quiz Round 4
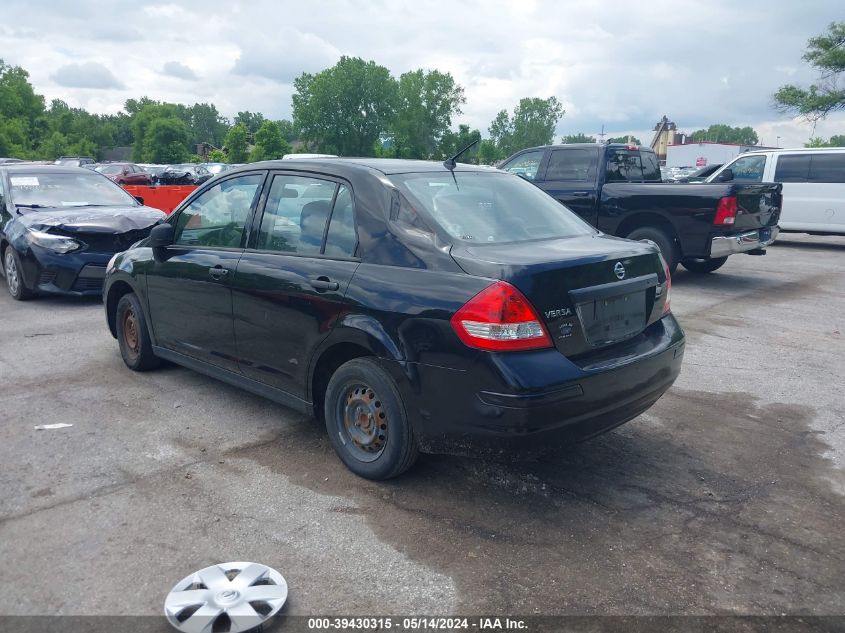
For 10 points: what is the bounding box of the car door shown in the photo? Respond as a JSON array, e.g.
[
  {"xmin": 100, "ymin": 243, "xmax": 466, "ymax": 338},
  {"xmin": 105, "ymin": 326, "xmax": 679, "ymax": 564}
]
[
  {"xmin": 806, "ymin": 153, "xmax": 845, "ymax": 232},
  {"xmin": 231, "ymin": 172, "xmax": 360, "ymax": 398},
  {"xmin": 146, "ymin": 171, "xmax": 267, "ymax": 371},
  {"xmin": 535, "ymin": 147, "xmax": 600, "ymax": 225},
  {"xmin": 772, "ymin": 153, "xmax": 815, "ymax": 230}
]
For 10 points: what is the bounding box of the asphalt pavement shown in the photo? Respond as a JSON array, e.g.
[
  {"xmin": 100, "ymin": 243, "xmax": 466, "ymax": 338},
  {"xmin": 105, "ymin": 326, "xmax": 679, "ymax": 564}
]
[{"xmin": 0, "ymin": 233, "xmax": 843, "ymax": 618}]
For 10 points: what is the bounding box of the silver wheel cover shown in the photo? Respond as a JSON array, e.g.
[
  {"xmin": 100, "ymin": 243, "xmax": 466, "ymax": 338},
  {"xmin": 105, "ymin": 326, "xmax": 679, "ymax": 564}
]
[{"xmin": 164, "ymin": 562, "xmax": 287, "ymax": 633}]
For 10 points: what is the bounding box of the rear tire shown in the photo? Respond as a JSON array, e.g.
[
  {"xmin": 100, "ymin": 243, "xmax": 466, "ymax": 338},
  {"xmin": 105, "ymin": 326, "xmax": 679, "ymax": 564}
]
[
  {"xmin": 3, "ymin": 247, "xmax": 35, "ymax": 300},
  {"xmin": 681, "ymin": 256, "xmax": 729, "ymax": 274},
  {"xmin": 324, "ymin": 358, "xmax": 419, "ymax": 480},
  {"xmin": 115, "ymin": 292, "xmax": 160, "ymax": 371},
  {"xmin": 626, "ymin": 226, "xmax": 679, "ymax": 274}
]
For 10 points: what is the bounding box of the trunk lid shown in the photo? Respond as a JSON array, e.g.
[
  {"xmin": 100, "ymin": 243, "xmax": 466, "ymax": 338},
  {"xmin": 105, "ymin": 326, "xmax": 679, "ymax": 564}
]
[{"xmin": 450, "ymin": 233, "xmax": 668, "ymax": 357}]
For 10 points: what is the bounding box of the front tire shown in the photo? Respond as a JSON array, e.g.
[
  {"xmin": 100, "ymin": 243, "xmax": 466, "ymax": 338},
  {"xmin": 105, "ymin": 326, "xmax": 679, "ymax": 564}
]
[
  {"xmin": 3, "ymin": 247, "xmax": 34, "ymax": 300},
  {"xmin": 324, "ymin": 358, "xmax": 419, "ymax": 480},
  {"xmin": 115, "ymin": 292, "xmax": 160, "ymax": 371},
  {"xmin": 681, "ymin": 256, "xmax": 729, "ymax": 274},
  {"xmin": 626, "ymin": 226, "xmax": 679, "ymax": 274}
]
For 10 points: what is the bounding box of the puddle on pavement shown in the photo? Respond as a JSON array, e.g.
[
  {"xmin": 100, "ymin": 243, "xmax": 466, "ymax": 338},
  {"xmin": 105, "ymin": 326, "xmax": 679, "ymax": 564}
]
[{"xmin": 232, "ymin": 388, "xmax": 844, "ymax": 615}]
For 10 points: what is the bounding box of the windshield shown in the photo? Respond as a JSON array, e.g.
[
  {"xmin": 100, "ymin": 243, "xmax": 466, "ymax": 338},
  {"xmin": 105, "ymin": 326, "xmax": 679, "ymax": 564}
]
[
  {"xmin": 391, "ymin": 171, "xmax": 595, "ymax": 244},
  {"xmin": 8, "ymin": 171, "xmax": 138, "ymax": 208}
]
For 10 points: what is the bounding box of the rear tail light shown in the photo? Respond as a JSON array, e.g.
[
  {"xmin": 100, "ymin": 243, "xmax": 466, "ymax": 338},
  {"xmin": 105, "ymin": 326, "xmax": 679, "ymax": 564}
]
[
  {"xmin": 662, "ymin": 258, "xmax": 672, "ymax": 315},
  {"xmin": 450, "ymin": 281, "xmax": 553, "ymax": 352},
  {"xmin": 714, "ymin": 196, "xmax": 737, "ymax": 226}
]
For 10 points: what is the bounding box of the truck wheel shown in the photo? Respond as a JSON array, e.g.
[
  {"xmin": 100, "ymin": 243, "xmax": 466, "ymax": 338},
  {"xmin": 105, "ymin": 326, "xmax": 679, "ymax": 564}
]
[
  {"xmin": 626, "ymin": 227, "xmax": 679, "ymax": 273},
  {"xmin": 324, "ymin": 358, "xmax": 419, "ymax": 480},
  {"xmin": 682, "ymin": 257, "xmax": 729, "ymax": 274}
]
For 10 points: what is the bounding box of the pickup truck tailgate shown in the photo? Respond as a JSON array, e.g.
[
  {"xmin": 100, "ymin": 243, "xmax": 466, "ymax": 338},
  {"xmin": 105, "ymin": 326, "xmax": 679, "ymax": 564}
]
[{"xmin": 730, "ymin": 183, "xmax": 782, "ymax": 231}]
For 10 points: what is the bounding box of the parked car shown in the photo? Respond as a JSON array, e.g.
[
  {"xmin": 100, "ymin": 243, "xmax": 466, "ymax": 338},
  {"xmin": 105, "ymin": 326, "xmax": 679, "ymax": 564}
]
[
  {"xmin": 0, "ymin": 165, "xmax": 164, "ymax": 299},
  {"xmin": 678, "ymin": 163, "xmax": 723, "ymax": 183},
  {"xmin": 54, "ymin": 156, "xmax": 96, "ymax": 168},
  {"xmin": 103, "ymin": 158, "xmax": 684, "ymax": 479},
  {"xmin": 706, "ymin": 148, "xmax": 845, "ymax": 235},
  {"xmin": 96, "ymin": 162, "xmax": 153, "ymax": 186},
  {"xmin": 158, "ymin": 164, "xmax": 213, "ymax": 185},
  {"xmin": 500, "ymin": 144, "xmax": 782, "ymax": 273}
]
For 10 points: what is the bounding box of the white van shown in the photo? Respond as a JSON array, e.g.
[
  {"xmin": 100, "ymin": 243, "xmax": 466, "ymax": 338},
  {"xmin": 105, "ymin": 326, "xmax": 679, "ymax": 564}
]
[{"xmin": 706, "ymin": 148, "xmax": 845, "ymax": 235}]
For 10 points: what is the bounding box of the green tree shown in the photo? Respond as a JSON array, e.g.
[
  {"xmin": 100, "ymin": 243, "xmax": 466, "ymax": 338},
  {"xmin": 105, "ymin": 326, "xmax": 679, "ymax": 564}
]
[
  {"xmin": 250, "ymin": 120, "xmax": 291, "ymax": 161},
  {"xmin": 131, "ymin": 103, "xmax": 189, "ymax": 161},
  {"xmin": 39, "ymin": 131, "xmax": 68, "ymax": 160},
  {"xmin": 189, "ymin": 103, "xmax": 229, "ymax": 147},
  {"xmin": 293, "ymin": 56, "xmax": 397, "ymax": 156},
  {"xmin": 477, "ymin": 139, "xmax": 504, "ymax": 165},
  {"xmin": 391, "ymin": 69, "xmax": 465, "ymax": 159},
  {"xmin": 438, "ymin": 124, "xmax": 482, "ymax": 162},
  {"xmin": 774, "ymin": 21, "xmax": 845, "ymax": 123},
  {"xmin": 606, "ymin": 135, "xmax": 642, "ymax": 145},
  {"xmin": 561, "ymin": 133, "xmax": 596, "ymax": 143},
  {"xmin": 804, "ymin": 134, "xmax": 845, "ymax": 147},
  {"xmin": 208, "ymin": 149, "xmax": 227, "ymax": 162},
  {"xmin": 0, "ymin": 59, "xmax": 46, "ymax": 157},
  {"xmin": 143, "ymin": 117, "xmax": 189, "ymax": 163},
  {"xmin": 689, "ymin": 124, "xmax": 759, "ymax": 145},
  {"xmin": 224, "ymin": 123, "xmax": 249, "ymax": 163},
  {"xmin": 488, "ymin": 97, "xmax": 564, "ymax": 157},
  {"xmin": 276, "ymin": 119, "xmax": 298, "ymax": 142},
  {"xmin": 233, "ymin": 111, "xmax": 265, "ymax": 134}
]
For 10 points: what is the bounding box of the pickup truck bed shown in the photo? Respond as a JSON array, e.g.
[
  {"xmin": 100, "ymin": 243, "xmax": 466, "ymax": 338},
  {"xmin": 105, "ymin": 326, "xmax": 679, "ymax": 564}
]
[{"xmin": 500, "ymin": 144, "xmax": 783, "ymax": 273}]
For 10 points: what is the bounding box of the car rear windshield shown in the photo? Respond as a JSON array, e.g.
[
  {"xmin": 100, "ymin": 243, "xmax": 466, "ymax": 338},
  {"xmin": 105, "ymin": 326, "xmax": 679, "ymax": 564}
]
[
  {"xmin": 391, "ymin": 171, "xmax": 595, "ymax": 244},
  {"xmin": 7, "ymin": 171, "xmax": 138, "ymax": 208}
]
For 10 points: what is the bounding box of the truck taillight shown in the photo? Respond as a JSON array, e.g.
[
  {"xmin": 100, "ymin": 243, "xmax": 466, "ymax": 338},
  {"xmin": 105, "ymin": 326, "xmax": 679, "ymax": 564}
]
[
  {"xmin": 714, "ymin": 196, "xmax": 738, "ymax": 226},
  {"xmin": 662, "ymin": 259, "xmax": 672, "ymax": 315},
  {"xmin": 450, "ymin": 281, "xmax": 553, "ymax": 352}
]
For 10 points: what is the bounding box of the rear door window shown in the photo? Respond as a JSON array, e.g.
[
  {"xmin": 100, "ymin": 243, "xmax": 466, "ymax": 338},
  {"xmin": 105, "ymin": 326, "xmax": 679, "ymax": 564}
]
[
  {"xmin": 605, "ymin": 149, "xmax": 644, "ymax": 182},
  {"xmin": 545, "ymin": 149, "xmax": 597, "ymax": 181},
  {"xmin": 808, "ymin": 153, "xmax": 845, "ymax": 183},
  {"xmin": 774, "ymin": 155, "xmax": 811, "ymax": 182}
]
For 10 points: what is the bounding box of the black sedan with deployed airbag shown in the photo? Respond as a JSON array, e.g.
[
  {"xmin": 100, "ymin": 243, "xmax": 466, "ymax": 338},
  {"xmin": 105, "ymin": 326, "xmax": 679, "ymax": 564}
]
[{"xmin": 0, "ymin": 165, "xmax": 164, "ymax": 299}]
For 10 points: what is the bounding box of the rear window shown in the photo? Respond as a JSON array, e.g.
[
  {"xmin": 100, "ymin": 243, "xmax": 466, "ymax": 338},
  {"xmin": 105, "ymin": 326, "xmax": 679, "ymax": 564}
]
[
  {"xmin": 605, "ymin": 149, "xmax": 644, "ymax": 182},
  {"xmin": 546, "ymin": 149, "xmax": 597, "ymax": 181},
  {"xmin": 640, "ymin": 151, "xmax": 662, "ymax": 181},
  {"xmin": 390, "ymin": 171, "xmax": 595, "ymax": 245}
]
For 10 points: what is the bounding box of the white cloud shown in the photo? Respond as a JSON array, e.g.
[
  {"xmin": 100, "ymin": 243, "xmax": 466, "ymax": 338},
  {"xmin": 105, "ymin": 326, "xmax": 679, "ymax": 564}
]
[{"xmin": 0, "ymin": 0, "xmax": 840, "ymax": 145}]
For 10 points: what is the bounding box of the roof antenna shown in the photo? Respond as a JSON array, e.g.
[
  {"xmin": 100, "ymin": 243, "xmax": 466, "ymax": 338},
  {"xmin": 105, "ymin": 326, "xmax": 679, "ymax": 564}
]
[{"xmin": 443, "ymin": 139, "xmax": 479, "ymax": 171}]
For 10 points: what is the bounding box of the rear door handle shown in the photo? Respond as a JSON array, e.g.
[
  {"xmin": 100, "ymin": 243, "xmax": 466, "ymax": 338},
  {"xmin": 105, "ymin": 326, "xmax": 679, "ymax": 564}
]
[
  {"xmin": 310, "ymin": 276, "xmax": 339, "ymax": 291},
  {"xmin": 572, "ymin": 191, "xmax": 590, "ymax": 197},
  {"xmin": 209, "ymin": 266, "xmax": 229, "ymax": 280}
]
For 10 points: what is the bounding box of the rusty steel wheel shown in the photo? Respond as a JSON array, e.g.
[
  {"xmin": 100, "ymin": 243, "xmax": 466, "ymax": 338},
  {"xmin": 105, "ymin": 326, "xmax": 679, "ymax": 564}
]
[
  {"xmin": 325, "ymin": 358, "xmax": 418, "ymax": 479},
  {"xmin": 115, "ymin": 292, "xmax": 160, "ymax": 371},
  {"xmin": 122, "ymin": 307, "xmax": 140, "ymax": 361},
  {"xmin": 339, "ymin": 383, "xmax": 388, "ymax": 462}
]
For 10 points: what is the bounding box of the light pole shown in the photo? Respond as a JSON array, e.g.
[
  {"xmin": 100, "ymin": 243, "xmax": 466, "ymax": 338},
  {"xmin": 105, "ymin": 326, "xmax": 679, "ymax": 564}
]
[{"xmin": 776, "ymin": 136, "xmax": 780, "ymax": 148}]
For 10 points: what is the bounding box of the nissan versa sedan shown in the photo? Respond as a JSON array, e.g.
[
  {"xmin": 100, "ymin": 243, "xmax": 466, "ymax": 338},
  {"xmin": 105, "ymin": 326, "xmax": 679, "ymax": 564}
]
[
  {"xmin": 0, "ymin": 165, "xmax": 165, "ymax": 299},
  {"xmin": 103, "ymin": 159, "xmax": 685, "ymax": 479}
]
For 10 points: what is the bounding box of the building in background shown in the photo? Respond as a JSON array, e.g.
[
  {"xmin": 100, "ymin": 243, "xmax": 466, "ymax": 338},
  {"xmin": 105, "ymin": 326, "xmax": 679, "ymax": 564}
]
[
  {"xmin": 650, "ymin": 116, "xmax": 684, "ymax": 162},
  {"xmin": 665, "ymin": 141, "xmax": 776, "ymax": 169}
]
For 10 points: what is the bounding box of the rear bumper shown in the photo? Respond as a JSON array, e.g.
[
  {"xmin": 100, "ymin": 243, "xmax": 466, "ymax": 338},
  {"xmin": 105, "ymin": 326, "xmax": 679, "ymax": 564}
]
[
  {"xmin": 381, "ymin": 314, "xmax": 685, "ymax": 456},
  {"xmin": 710, "ymin": 226, "xmax": 779, "ymax": 258}
]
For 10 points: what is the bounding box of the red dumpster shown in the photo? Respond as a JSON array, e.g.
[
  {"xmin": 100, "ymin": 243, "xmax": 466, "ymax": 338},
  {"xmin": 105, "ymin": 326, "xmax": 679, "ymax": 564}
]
[{"xmin": 123, "ymin": 185, "xmax": 197, "ymax": 214}]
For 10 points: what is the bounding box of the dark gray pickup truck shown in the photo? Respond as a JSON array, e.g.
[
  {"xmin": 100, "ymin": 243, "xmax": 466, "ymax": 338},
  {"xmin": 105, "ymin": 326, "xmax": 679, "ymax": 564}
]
[{"xmin": 501, "ymin": 143, "xmax": 783, "ymax": 273}]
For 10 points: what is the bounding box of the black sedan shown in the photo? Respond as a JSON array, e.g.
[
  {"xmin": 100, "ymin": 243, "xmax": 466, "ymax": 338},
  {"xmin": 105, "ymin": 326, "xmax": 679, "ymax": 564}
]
[
  {"xmin": 1, "ymin": 165, "xmax": 165, "ymax": 299},
  {"xmin": 103, "ymin": 159, "xmax": 684, "ymax": 479}
]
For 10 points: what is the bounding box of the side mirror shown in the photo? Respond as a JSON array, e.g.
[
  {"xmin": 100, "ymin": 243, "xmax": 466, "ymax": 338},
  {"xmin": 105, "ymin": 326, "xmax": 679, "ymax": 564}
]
[
  {"xmin": 133, "ymin": 195, "xmax": 145, "ymax": 205},
  {"xmin": 148, "ymin": 223, "xmax": 174, "ymax": 248},
  {"xmin": 715, "ymin": 168, "xmax": 734, "ymax": 182}
]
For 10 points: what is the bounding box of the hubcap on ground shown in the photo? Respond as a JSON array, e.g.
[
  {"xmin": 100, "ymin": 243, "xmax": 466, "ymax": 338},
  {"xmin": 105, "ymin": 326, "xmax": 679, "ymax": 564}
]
[
  {"xmin": 164, "ymin": 562, "xmax": 287, "ymax": 633},
  {"xmin": 340, "ymin": 383, "xmax": 388, "ymax": 461},
  {"xmin": 122, "ymin": 309, "xmax": 140, "ymax": 358},
  {"xmin": 5, "ymin": 252, "xmax": 19, "ymax": 295}
]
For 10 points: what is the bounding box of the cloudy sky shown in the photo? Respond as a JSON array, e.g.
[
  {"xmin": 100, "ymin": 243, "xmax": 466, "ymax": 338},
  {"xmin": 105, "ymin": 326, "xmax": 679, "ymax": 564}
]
[{"xmin": 2, "ymin": 0, "xmax": 842, "ymax": 147}]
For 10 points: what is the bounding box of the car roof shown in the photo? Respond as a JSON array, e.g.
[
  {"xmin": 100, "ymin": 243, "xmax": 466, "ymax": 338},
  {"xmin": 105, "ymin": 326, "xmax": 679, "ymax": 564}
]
[
  {"xmin": 230, "ymin": 157, "xmax": 490, "ymax": 176},
  {"xmin": 738, "ymin": 147, "xmax": 845, "ymax": 155}
]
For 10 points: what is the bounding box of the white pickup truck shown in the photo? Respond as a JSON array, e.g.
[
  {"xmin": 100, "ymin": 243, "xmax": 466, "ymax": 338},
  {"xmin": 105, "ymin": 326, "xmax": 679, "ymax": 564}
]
[{"xmin": 706, "ymin": 147, "xmax": 845, "ymax": 235}]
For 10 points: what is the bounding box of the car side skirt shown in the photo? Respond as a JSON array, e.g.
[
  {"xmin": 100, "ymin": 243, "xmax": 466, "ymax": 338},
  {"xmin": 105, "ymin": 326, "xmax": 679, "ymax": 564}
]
[{"xmin": 152, "ymin": 346, "xmax": 314, "ymax": 416}]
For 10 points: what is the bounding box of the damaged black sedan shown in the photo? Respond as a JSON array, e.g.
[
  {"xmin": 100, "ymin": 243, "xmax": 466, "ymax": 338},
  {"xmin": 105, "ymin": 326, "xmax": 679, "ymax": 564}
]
[{"xmin": 0, "ymin": 165, "xmax": 164, "ymax": 299}]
